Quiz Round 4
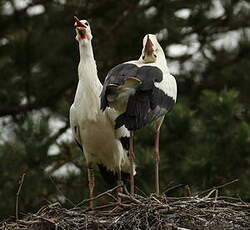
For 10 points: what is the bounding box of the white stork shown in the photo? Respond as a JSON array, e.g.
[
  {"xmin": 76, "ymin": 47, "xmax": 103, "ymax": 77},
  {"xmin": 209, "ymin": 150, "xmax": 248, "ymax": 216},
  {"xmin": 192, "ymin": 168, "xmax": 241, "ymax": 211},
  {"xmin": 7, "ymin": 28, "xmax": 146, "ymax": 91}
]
[
  {"xmin": 100, "ymin": 34, "xmax": 177, "ymax": 195},
  {"xmin": 69, "ymin": 17, "xmax": 134, "ymax": 208}
]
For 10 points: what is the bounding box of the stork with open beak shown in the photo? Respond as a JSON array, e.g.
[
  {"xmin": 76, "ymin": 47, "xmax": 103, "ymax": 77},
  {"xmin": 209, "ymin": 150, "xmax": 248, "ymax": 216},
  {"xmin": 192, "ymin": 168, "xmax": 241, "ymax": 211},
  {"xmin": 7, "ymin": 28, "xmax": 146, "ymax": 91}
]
[
  {"xmin": 70, "ymin": 17, "xmax": 135, "ymax": 208},
  {"xmin": 101, "ymin": 34, "xmax": 177, "ymax": 196}
]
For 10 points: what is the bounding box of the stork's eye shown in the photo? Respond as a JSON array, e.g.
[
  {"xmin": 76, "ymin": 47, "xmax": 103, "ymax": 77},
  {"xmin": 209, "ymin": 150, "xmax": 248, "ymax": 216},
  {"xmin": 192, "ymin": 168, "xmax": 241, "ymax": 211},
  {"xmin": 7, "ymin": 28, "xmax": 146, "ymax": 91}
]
[
  {"xmin": 142, "ymin": 55, "xmax": 145, "ymax": 60},
  {"xmin": 85, "ymin": 22, "xmax": 89, "ymax": 26},
  {"xmin": 154, "ymin": 54, "xmax": 157, "ymax": 58}
]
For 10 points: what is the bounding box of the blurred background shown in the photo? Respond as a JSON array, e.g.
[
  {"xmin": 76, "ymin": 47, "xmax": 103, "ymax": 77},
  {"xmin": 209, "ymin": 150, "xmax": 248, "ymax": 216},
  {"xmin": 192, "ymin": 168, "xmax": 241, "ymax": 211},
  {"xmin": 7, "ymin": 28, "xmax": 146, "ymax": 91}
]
[{"xmin": 0, "ymin": 0, "xmax": 250, "ymax": 220}]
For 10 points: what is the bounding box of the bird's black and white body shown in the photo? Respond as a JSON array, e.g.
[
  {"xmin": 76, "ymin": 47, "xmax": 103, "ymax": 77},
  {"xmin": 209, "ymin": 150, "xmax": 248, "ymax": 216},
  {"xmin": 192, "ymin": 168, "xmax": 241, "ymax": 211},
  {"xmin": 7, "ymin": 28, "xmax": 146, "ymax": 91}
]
[
  {"xmin": 101, "ymin": 34, "xmax": 177, "ymax": 195},
  {"xmin": 69, "ymin": 17, "xmax": 134, "ymax": 207}
]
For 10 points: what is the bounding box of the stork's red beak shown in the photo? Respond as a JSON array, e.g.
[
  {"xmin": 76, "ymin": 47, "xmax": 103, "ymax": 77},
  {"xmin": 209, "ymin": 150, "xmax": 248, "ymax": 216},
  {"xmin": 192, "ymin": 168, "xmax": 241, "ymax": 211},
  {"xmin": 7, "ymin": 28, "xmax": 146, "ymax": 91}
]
[
  {"xmin": 144, "ymin": 35, "xmax": 154, "ymax": 56},
  {"xmin": 74, "ymin": 16, "xmax": 88, "ymax": 40},
  {"xmin": 74, "ymin": 16, "xmax": 86, "ymax": 28}
]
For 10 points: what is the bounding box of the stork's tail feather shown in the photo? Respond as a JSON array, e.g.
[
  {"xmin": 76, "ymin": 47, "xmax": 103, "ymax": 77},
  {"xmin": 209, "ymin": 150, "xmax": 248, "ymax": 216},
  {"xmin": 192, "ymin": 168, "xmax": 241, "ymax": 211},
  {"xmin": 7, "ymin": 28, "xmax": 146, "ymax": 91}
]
[
  {"xmin": 97, "ymin": 164, "xmax": 130, "ymax": 187},
  {"xmin": 75, "ymin": 138, "xmax": 83, "ymax": 152},
  {"xmin": 115, "ymin": 113, "xmax": 145, "ymax": 130},
  {"xmin": 100, "ymin": 87, "xmax": 108, "ymax": 111},
  {"xmin": 100, "ymin": 95, "xmax": 107, "ymax": 111},
  {"xmin": 115, "ymin": 94, "xmax": 150, "ymax": 130}
]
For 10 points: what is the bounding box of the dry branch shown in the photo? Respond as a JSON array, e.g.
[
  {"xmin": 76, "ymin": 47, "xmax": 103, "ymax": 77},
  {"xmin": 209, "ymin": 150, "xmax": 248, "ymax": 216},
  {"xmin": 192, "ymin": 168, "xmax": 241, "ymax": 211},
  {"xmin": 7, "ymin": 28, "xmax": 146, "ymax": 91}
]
[
  {"xmin": 197, "ymin": 179, "xmax": 239, "ymax": 197},
  {"xmin": 2, "ymin": 182, "xmax": 250, "ymax": 230},
  {"xmin": 1, "ymin": 194, "xmax": 249, "ymax": 229},
  {"xmin": 16, "ymin": 173, "xmax": 26, "ymax": 221},
  {"xmin": 74, "ymin": 184, "xmax": 123, "ymax": 208}
]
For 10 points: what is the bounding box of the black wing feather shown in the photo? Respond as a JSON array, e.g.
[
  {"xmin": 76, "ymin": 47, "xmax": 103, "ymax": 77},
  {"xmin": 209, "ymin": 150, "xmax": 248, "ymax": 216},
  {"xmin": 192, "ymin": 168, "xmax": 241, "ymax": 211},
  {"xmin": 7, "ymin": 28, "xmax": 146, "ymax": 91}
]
[
  {"xmin": 119, "ymin": 136, "xmax": 130, "ymax": 151},
  {"xmin": 100, "ymin": 64, "xmax": 138, "ymax": 111},
  {"xmin": 101, "ymin": 63, "xmax": 176, "ymax": 131},
  {"xmin": 98, "ymin": 164, "xmax": 130, "ymax": 186},
  {"xmin": 115, "ymin": 90, "xmax": 152, "ymax": 130}
]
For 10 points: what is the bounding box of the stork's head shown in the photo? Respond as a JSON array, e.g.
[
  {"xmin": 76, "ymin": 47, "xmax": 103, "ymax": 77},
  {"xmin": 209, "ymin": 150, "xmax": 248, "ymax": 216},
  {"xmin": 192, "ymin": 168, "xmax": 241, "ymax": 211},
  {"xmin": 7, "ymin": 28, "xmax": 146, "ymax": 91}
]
[
  {"xmin": 140, "ymin": 34, "xmax": 164, "ymax": 63},
  {"xmin": 74, "ymin": 16, "xmax": 92, "ymax": 44}
]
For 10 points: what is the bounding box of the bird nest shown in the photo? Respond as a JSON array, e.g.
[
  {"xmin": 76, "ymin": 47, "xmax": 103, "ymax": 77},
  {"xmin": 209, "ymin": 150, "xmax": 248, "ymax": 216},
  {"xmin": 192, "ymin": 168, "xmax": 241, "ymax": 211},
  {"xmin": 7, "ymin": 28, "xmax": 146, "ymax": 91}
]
[{"xmin": 1, "ymin": 184, "xmax": 250, "ymax": 230}]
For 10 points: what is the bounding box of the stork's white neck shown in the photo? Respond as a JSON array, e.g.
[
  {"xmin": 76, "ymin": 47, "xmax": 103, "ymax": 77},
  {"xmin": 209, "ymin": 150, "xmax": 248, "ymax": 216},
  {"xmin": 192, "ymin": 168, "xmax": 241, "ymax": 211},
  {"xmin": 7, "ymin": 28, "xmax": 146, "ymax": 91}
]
[
  {"xmin": 157, "ymin": 48, "xmax": 168, "ymax": 71},
  {"xmin": 79, "ymin": 42, "xmax": 94, "ymax": 59},
  {"xmin": 77, "ymin": 41, "xmax": 100, "ymax": 85},
  {"xmin": 138, "ymin": 46, "xmax": 168, "ymax": 71},
  {"xmin": 73, "ymin": 41, "xmax": 102, "ymax": 121}
]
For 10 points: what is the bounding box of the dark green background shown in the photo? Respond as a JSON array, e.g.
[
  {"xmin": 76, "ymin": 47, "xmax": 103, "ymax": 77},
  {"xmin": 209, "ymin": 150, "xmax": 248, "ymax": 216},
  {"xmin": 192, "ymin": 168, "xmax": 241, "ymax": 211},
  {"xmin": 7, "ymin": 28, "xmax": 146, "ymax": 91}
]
[{"xmin": 0, "ymin": 0, "xmax": 250, "ymax": 220}]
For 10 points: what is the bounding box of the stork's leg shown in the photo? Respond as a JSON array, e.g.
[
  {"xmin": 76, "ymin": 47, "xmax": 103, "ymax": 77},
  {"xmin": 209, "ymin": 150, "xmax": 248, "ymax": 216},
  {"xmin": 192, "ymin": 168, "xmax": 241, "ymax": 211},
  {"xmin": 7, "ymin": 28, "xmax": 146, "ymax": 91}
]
[
  {"xmin": 117, "ymin": 167, "xmax": 123, "ymax": 203},
  {"xmin": 129, "ymin": 131, "xmax": 135, "ymax": 196},
  {"xmin": 153, "ymin": 117, "xmax": 164, "ymax": 195},
  {"xmin": 87, "ymin": 166, "xmax": 95, "ymax": 209},
  {"xmin": 153, "ymin": 128, "xmax": 160, "ymax": 195}
]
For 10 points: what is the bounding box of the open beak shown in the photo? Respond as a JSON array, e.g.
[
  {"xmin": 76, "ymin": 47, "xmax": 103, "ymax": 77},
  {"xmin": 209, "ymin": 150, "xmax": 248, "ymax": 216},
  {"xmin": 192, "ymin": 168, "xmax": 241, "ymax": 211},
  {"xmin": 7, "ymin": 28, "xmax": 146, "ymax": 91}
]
[
  {"xmin": 74, "ymin": 16, "xmax": 87, "ymax": 38},
  {"xmin": 144, "ymin": 35, "xmax": 154, "ymax": 56},
  {"xmin": 74, "ymin": 16, "xmax": 86, "ymax": 28}
]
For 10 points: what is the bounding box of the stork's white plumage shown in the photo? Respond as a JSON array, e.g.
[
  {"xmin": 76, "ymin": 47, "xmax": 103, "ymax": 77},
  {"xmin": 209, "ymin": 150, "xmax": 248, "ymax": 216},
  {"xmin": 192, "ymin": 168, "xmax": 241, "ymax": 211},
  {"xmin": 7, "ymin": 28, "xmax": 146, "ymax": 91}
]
[
  {"xmin": 101, "ymin": 34, "xmax": 177, "ymax": 195},
  {"xmin": 70, "ymin": 17, "xmax": 134, "ymax": 207}
]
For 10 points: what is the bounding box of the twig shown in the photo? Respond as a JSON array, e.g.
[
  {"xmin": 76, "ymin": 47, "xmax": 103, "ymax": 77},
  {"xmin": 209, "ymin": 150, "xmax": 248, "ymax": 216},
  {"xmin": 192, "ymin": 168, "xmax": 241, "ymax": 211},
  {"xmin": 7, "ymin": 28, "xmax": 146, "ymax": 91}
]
[
  {"xmin": 165, "ymin": 196, "xmax": 193, "ymax": 201},
  {"xmin": 16, "ymin": 219, "xmax": 40, "ymax": 225},
  {"xmin": 217, "ymin": 196, "xmax": 242, "ymax": 201},
  {"xmin": 134, "ymin": 186, "xmax": 147, "ymax": 197},
  {"xmin": 106, "ymin": 192, "xmax": 119, "ymax": 202},
  {"xmin": 202, "ymin": 189, "xmax": 216, "ymax": 199},
  {"xmin": 16, "ymin": 173, "xmax": 26, "ymax": 221},
  {"xmin": 118, "ymin": 193, "xmax": 142, "ymax": 204},
  {"xmin": 95, "ymin": 202, "xmax": 132, "ymax": 212},
  {"xmin": 74, "ymin": 184, "xmax": 123, "ymax": 208},
  {"xmin": 118, "ymin": 202, "xmax": 134, "ymax": 208},
  {"xmin": 48, "ymin": 176, "xmax": 75, "ymax": 207},
  {"xmin": 123, "ymin": 184, "xmax": 130, "ymax": 196},
  {"xmin": 87, "ymin": 202, "xmax": 127, "ymax": 212},
  {"xmin": 151, "ymin": 195, "xmax": 163, "ymax": 205},
  {"xmin": 36, "ymin": 202, "xmax": 61, "ymax": 215},
  {"xmin": 220, "ymin": 201, "xmax": 250, "ymax": 209},
  {"xmin": 134, "ymin": 193, "xmax": 147, "ymax": 201},
  {"xmin": 163, "ymin": 184, "xmax": 185, "ymax": 194},
  {"xmin": 213, "ymin": 189, "xmax": 218, "ymax": 210},
  {"xmin": 185, "ymin": 185, "xmax": 192, "ymax": 197},
  {"xmin": 197, "ymin": 179, "xmax": 239, "ymax": 197}
]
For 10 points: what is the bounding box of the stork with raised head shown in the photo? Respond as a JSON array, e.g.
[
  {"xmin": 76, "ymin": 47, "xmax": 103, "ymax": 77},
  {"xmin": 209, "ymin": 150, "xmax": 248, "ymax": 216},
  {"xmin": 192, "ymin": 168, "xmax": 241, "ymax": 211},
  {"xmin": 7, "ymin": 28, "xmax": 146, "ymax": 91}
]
[
  {"xmin": 70, "ymin": 17, "xmax": 134, "ymax": 208},
  {"xmin": 100, "ymin": 34, "xmax": 177, "ymax": 196}
]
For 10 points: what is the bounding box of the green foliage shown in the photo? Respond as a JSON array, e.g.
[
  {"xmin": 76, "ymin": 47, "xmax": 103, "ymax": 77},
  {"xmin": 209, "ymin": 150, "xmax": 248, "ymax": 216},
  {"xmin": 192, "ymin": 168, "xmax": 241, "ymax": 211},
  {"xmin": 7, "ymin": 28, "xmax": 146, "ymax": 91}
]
[
  {"xmin": 0, "ymin": 0, "xmax": 250, "ymax": 220},
  {"xmin": 0, "ymin": 116, "xmax": 56, "ymax": 217},
  {"xmin": 181, "ymin": 90, "xmax": 250, "ymax": 193}
]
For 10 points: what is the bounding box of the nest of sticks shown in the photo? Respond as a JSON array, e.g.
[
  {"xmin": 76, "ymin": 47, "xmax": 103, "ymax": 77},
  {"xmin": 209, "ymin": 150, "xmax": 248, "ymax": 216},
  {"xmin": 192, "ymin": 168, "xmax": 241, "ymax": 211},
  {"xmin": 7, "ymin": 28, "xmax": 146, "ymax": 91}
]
[{"xmin": 1, "ymin": 181, "xmax": 250, "ymax": 230}]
